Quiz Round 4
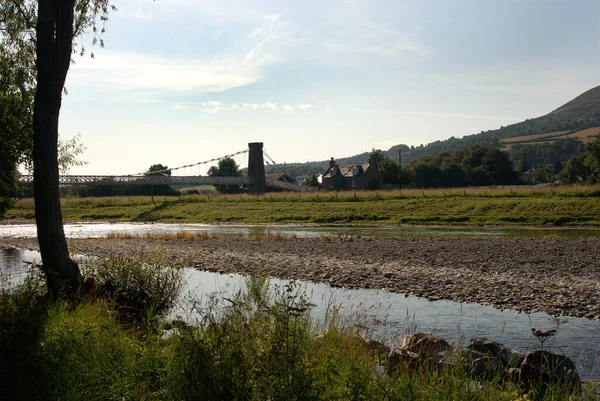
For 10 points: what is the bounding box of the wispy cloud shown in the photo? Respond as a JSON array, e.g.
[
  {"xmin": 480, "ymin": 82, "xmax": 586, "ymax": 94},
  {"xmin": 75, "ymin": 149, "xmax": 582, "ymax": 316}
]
[
  {"xmin": 349, "ymin": 108, "xmax": 521, "ymax": 121},
  {"xmin": 69, "ymin": 52, "xmax": 262, "ymax": 94},
  {"xmin": 167, "ymin": 101, "xmax": 313, "ymax": 113}
]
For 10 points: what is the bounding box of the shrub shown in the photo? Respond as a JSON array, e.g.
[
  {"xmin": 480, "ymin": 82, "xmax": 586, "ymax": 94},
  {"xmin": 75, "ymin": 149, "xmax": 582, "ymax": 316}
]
[{"xmin": 83, "ymin": 254, "xmax": 184, "ymax": 320}]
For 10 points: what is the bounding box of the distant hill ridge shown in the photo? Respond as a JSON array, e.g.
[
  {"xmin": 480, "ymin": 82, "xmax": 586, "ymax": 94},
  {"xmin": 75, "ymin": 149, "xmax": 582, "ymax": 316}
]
[{"xmin": 266, "ymin": 85, "xmax": 600, "ymax": 177}]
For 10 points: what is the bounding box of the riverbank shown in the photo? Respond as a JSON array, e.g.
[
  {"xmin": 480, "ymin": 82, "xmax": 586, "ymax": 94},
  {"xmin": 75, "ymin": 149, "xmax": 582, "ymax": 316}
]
[
  {"xmin": 2, "ymin": 236, "xmax": 599, "ymax": 319},
  {"xmin": 5, "ymin": 186, "xmax": 600, "ymax": 226}
]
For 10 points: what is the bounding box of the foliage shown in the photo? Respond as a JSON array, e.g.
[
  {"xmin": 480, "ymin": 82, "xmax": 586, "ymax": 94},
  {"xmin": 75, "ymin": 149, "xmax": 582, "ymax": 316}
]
[
  {"xmin": 207, "ymin": 156, "xmax": 243, "ymax": 193},
  {"xmin": 406, "ymin": 144, "xmax": 517, "ymax": 188},
  {"xmin": 82, "ymin": 254, "xmax": 184, "ymax": 319},
  {"xmin": 145, "ymin": 164, "xmax": 171, "ymax": 176},
  {"xmin": 56, "ymin": 134, "xmax": 89, "ymax": 173},
  {"xmin": 0, "ymin": 270, "xmax": 594, "ymax": 400},
  {"xmin": 0, "ymin": 3, "xmax": 35, "ymax": 217},
  {"xmin": 304, "ymin": 173, "xmax": 320, "ymax": 187},
  {"xmin": 584, "ymin": 135, "xmax": 600, "ymax": 183},
  {"xmin": 371, "ymin": 149, "xmax": 401, "ymax": 184}
]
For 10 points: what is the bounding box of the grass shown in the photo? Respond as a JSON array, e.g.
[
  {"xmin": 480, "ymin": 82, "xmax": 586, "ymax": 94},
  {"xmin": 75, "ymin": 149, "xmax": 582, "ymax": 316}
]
[
  {"xmin": 565, "ymin": 127, "xmax": 600, "ymax": 142},
  {"xmin": 1, "ymin": 259, "xmax": 596, "ymax": 401},
  {"xmin": 499, "ymin": 127, "xmax": 600, "ymax": 146},
  {"xmin": 500, "ymin": 131, "xmax": 570, "ymax": 144},
  {"xmin": 6, "ymin": 185, "xmax": 600, "ymax": 226}
]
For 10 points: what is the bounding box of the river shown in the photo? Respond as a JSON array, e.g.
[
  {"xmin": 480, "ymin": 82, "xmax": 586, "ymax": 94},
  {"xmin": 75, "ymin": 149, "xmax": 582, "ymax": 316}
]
[{"xmin": 2, "ymin": 222, "xmax": 600, "ymax": 239}]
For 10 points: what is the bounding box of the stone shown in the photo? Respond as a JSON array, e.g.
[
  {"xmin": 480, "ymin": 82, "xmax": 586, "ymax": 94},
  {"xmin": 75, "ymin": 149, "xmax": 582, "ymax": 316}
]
[
  {"xmin": 400, "ymin": 332, "xmax": 453, "ymax": 360},
  {"xmin": 519, "ymin": 350, "xmax": 580, "ymax": 393},
  {"xmin": 364, "ymin": 339, "xmax": 391, "ymax": 361},
  {"xmin": 469, "ymin": 338, "xmax": 525, "ymax": 368},
  {"xmin": 387, "ymin": 348, "xmax": 421, "ymax": 374},
  {"xmin": 471, "ymin": 355, "xmax": 502, "ymax": 378}
]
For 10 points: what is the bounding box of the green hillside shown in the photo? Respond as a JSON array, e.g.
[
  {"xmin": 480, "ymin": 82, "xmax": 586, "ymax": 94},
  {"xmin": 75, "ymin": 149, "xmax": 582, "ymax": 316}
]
[{"xmin": 267, "ymin": 85, "xmax": 600, "ymax": 177}]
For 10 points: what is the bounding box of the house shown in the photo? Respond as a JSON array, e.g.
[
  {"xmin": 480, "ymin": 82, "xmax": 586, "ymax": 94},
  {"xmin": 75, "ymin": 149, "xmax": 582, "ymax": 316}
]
[
  {"xmin": 320, "ymin": 157, "xmax": 383, "ymax": 190},
  {"xmin": 265, "ymin": 173, "xmax": 296, "ymax": 184}
]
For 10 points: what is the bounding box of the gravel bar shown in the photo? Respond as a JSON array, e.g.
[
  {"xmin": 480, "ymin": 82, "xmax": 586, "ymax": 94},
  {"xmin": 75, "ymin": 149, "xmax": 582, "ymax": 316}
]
[{"xmin": 1, "ymin": 236, "xmax": 599, "ymax": 319}]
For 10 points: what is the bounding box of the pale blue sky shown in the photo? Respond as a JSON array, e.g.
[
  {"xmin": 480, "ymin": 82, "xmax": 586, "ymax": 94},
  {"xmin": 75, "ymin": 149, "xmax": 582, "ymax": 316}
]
[{"xmin": 59, "ymin": 0, "xmax": 600, "ymax": 174}]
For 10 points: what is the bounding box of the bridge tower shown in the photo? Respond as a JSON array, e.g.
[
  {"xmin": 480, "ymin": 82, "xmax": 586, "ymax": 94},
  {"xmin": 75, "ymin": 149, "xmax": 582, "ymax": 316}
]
[{"xmin": 247, "ymin": 142, "xmax": 266, "ymax": 194}]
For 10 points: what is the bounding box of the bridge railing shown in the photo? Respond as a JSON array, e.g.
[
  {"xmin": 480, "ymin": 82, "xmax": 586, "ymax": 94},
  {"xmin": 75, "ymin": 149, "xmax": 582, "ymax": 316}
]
[
  {"xmin": 265, "ymin": 179, "xmax": 318, "ymax": 192},
  {"xmin": 18, "ymin": 175, "xmax": 319, "ymax": 192},
  {"xmin": 17, "ymin": 175, "xmax": 255, "ymax": 186}
]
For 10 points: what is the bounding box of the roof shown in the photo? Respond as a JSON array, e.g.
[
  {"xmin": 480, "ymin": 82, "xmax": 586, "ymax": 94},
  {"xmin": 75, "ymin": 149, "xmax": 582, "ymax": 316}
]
[
  {"xmin": 265, "ymin": 173, "xmax": 296, "ymax": 183},
  {"xmin": 322, "ymin": 163, "xmax": 370, "ymax": 178}
]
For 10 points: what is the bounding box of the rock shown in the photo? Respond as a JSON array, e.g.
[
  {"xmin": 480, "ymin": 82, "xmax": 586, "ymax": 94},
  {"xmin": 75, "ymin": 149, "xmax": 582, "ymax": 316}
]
[
  {"xmin": 519, "ymin": 350, "xmax": 580, "ymax": 393},
  {"xmin": 471, "ymin": 355, "xmax": 502, "ymax": 378},
  {"xmin": 507, "ymin": 367, "xmax": 521, "ymax": 384},
  {"xmin": 364, "ymin": 339, "xmax": 391, "ymax": 361},
  {"xmin": 400, "ymin": 332, "xmax": 453, "ymax": 360},
  {"xmin": 387, "ymin": 348, "xmax": 421, "ymax": 374},
  {"xmin": 469, "ymin": 338, "xmax": 525, "ymax": 368}
]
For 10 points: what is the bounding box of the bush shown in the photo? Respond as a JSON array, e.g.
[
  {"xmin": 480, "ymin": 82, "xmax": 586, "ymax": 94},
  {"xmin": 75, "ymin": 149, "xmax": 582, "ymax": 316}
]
[{"xmin": 83, "ymin": 254, "xmax": 184, "ymax": 320}]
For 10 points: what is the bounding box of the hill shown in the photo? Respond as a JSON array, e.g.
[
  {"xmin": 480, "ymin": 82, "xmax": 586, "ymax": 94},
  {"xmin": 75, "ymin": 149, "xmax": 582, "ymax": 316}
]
[{"xmin": 266, "ymin": 85, "xmax": 600, "ymax": 177}]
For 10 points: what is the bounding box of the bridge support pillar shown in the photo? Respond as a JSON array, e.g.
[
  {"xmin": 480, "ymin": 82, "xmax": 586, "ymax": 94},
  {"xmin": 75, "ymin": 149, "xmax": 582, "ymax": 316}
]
[{"xmin": 247, "ymin": 142, "xmax": 266, "ymax": 194}]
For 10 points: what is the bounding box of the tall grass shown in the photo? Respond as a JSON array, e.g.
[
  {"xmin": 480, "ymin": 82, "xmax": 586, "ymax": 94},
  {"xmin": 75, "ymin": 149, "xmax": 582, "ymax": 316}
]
[{"xmin": 1, "ymin": 258, "xmax": 597, "ymax": 400}]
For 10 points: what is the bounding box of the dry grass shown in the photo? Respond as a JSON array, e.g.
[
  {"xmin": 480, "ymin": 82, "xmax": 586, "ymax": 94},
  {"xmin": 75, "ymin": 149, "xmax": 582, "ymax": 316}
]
[
  {"xmin": 105, "ymin": 232, "xmax": 224, "ymax": 240},
  {"xmin": 501, "ymin": 131, "xmax": 568, "ymax": 144},
  {"xmin": 564, "ymin": 127, "xmax": 600, "ymax": 142}
]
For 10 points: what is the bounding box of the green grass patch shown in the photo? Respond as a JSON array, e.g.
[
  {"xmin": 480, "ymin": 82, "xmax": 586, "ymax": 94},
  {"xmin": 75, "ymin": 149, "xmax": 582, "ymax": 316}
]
[{"xmin": 6, "ymin": 186, "xmax": 600, "ymax": 226}]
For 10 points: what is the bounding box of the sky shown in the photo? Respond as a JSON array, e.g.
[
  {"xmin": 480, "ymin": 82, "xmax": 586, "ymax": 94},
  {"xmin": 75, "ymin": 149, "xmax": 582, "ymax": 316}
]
[{"xmin": 59, "ymin": 0, "xmax": 600, "ymax": 175}]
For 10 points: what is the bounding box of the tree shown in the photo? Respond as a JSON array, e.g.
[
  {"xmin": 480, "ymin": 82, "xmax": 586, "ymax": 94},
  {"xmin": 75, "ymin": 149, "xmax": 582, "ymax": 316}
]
[
  {"xmin": 1, "ymin": 0, "xmax": 115, "ymax": 299},
  {"xmin": 584, "ymin": 135, "xmax": 600, "ymax": 183},
  {"xmin": 207, "ymin": 157, "xmax": 242, "ymax": 193},
  {"xmin": 516, "ymin": 151, "xmax": 530, "ymax": 173},
  {"xmin": 304, "ymin": 173, "xmax": 319, "ymax": 187},
  {"xmin": 558, "ymin": 155, "xmax": 587, "ymax": 184},
  {"xmin": 145, "ymin": 164, "xmax": 172, "ymax": 176},
  {"xmin": 0, "ymin": 3, "xmax": 35, "ymax": 216}
]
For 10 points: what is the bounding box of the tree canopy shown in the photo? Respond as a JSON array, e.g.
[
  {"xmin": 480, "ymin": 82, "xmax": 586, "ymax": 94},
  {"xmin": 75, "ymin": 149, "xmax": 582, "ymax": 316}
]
[
  {"xmin": 146, "ymin": 164, "xmax": 172, "ymax": 176},
  {"xmin": 208, "ymin": 157, "xmax": 242, "ymax": 193}
]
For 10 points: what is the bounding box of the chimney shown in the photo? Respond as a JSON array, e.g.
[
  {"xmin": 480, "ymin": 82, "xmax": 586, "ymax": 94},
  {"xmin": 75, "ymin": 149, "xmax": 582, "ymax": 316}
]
[{"xmin": 329, "ymin": 157, "xmax": 336, "ymax": 168}]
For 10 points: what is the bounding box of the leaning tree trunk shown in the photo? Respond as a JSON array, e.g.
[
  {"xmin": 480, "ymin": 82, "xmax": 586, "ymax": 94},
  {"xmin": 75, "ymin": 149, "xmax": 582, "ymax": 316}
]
[{"xmin": 33, "ymin": 0, "xmax": 81, "ymax": 300}]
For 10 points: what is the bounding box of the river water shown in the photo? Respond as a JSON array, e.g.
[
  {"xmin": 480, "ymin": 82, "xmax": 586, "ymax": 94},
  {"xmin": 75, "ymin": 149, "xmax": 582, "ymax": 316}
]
[
  {"xmin": 1, "ymin": 244, "xmax": 599, "ymax": 380},
  {"xmin": 2, "ymin": 222, "xmax": 600, "ymax": 239}
]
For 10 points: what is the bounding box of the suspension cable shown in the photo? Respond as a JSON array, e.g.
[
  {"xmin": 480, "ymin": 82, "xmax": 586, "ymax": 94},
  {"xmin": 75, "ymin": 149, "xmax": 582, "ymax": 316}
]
[
  {"xmin": 131, "ymin": 149, "xmax": 249, "ymax": 176},
  {"xmin": 263, "ymin": 149, "xmax": 277, "ymax": 165}
]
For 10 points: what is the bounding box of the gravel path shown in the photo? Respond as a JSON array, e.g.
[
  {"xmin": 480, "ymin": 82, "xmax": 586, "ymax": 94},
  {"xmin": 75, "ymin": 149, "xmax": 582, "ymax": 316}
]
[{"xmin": 2, "ymin": 236, "xmax": 599, "ymax": 319}]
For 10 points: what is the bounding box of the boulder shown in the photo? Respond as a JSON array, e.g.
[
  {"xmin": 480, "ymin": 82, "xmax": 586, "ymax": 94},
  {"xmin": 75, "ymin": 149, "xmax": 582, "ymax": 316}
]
[
  {"xmin": 400, "ymin": 332, "xmax": 453, "ymax": 360},
  {"xmin": 519, "ymin": 350, "xmax": 580, "ymax": 393},
  {"xmin": 364, "ymin": 339, "xmax": 391, "ymax": 362},
  {"xmin": 471, "ymin": 354, "xmax": 503, "ymax": 378},
  {"xmin": 387, "ymin": 348, "xmax": 421, "ymax": 374},
  {"xmin": 469, "ymin": 338, "xmax": 525, "ymax": 368}
]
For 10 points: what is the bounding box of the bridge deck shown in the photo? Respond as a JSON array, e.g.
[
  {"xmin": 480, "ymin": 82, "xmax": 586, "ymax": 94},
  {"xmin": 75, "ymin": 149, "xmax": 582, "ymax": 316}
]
[{"xmin": 17, "ymin": 175, "xmax": 317, "ymax": 192}]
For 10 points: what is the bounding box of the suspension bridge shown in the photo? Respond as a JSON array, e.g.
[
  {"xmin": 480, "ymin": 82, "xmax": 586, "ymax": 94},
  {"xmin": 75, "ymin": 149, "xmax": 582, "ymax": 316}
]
[{"xmin": 17, "ymin": 142, "xmax": 317, "ymax": 193}]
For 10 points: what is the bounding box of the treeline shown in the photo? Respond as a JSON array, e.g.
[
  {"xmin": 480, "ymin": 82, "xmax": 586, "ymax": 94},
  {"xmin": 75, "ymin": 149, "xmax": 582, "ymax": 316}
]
[
  {"xmin": 371, "ymin": 135, "xmax": 600, "ymax": 188},
  {"xmin": 557, "ymin": 136, "xmax": 600, "ymax": 184},
  {"xmin": 372, "ymin": 146, "xmax": 518, "ymax": 188}
]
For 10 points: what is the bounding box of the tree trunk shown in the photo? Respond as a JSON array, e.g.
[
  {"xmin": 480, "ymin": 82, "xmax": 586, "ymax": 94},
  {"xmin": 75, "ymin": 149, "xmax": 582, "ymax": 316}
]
[{"xmin": 33, "ymin": 0, "xmax": 80, "ymax": 300}]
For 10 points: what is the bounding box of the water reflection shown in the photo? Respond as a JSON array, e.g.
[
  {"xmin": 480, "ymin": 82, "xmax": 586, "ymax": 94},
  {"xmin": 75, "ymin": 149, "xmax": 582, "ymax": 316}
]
[{"xmin": 2, "ymin": 222, "xmax": 600, "ymax": 239}]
